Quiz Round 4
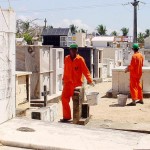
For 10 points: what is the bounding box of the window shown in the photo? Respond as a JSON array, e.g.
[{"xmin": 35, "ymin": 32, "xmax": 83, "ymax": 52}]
[
  {"xmin": 60, "ymin": 36, "xmax": 67, "ymax": 47},
  {"xmin": 58, "ymin": 51, "xmax": 63, "ymax": 68},
  {"xmin": 60, "ymin": 36, "xmax": 67, "ymax": 41}
]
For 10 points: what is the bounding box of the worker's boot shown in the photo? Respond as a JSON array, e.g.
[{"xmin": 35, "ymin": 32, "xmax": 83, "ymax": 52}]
[
  {"xmin": 60, "ymin": 119, "xmax": 71, "ymax": 123},
  {"xmin": 136, "ymin": 100, "xmax": 144, "ymax": 104},
  {"xmin": 127, "ymin": 101, "xmax": 136, "ymax": 106}
]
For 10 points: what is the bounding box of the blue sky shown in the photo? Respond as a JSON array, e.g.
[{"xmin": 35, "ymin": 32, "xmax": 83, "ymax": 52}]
[{"xmin": 1, "ymin": 0, "xmax": 150, "ymax": 35}]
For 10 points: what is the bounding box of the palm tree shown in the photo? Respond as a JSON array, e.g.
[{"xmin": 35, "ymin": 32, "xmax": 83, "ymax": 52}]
[
  {"xmin": 137, "ymin": 32, "xmax": 144, "ymax": 43},
  {"xmin": 144, "ymin": 29, "xmax": 150, "ymax": 38},
  {"xmin": 96, "ymin": 24, "xmax": 107, "ymax": 35},
  {"xmin": 70, "ymin": 24, "xmax": 78, "ymax": 34},
  {"xmin": 111, "ymin": 31, "xmax": 118, "ymax": 36},
  {"xmin": 121, "ymin": 27, "xmax": 129, "ymax": 36},
  {"xmin": 80, "ymin": 28, "xmax": 86, "ymax": 33},
  {"xmin": 47, "ymin": 25, "xmax": 53, "ymax": 29}
]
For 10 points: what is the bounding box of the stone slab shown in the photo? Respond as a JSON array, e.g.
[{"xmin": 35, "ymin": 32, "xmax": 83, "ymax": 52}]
[
  {"xmin": 0, "ymin": 118, "xmax": 148, "ymax": 150},
  {"xmin": 136, "ymin": 135, "xmax": 150, "ymax": 149},
  {"xmin": 0, "ymin": 146, "xmax": 33, "ymax": 150}
]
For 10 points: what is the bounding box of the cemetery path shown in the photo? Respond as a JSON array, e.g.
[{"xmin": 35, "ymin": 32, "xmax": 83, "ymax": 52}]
[
  {"xmin": 84, "ymin": 82, "xmax": 150, "ymax": 133},
  {"xmin": 56, "ymin": 81, "xmax": 150, "ymax": 132},
  {"xmin": 0, "ymin": 118, "xmax": 148, "ymax": 150}
]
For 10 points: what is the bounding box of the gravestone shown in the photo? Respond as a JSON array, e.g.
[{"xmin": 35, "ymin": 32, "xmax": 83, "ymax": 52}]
[
  {"xmin": 0, "ymin": 9, "xmax": 16, "ymax": 124},
  {"xmin": 73, "ymin": 87, "xmax": 91, "ymax": 125}
]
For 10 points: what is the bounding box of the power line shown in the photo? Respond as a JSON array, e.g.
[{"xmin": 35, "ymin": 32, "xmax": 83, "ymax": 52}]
[
  {"xmin": 122, "ymin": 0, "xmax": 146, "ymax": 43},
  {"xmin": 16, "ymin": 3, "xmax": 121, "ymax": 13}
]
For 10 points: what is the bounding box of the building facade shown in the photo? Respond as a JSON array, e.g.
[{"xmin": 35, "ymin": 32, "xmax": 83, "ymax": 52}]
[{"xmin": 42, "ymin": 28, "xmax": 75, "ymax": 47}]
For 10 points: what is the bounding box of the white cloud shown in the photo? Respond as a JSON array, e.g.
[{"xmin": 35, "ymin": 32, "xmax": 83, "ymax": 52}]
[{"xmin": 55, "ymin": 19, "xmax": 94, "ymax": 33}]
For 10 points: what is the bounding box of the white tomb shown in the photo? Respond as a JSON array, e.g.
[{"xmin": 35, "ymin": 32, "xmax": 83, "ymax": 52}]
[
  {"xmin": 52, "ymin": 48, "xmax": 64, "ymax": 94},
  {"xmin": 112, "ymin": 66, "xmax": 150, "ymax": 96},
  {"xmin": 26, "ymin": 103, "xmax": 58, "ymax": 122},
  {"xmin": 0, "ymin": 9, "xmax": 16, "ymax": 124}
]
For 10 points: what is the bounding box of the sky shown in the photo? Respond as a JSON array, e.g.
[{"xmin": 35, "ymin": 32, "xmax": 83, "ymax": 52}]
[{"xmin": 0, "ymin": 0, "xmax": 150, "ymax": 35}]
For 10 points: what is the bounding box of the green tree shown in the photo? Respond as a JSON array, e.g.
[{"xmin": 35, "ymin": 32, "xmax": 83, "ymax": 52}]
[
  {"xmin": 16, "ymin": 19, "xmax": 43, "ymax": 44},
  {"xmin": 70, "ymin": 24, "xmax": 78, "ymax": 34},
  {"xmin": 121, "ymin": 27, "xmax": 129, "ymax": 36},
  {"xmin": 96, "ymin": 24, "xmax": 107, "ymax": 35},
  {"xmin": 23, "ymin": 33, "xmax": 33, "ymax": 45},
  {"xmin": 144, "ymin": 29, "xmax": 150, "ymax": 38},
  {"xmin": 137, "ymin": 32, "xmax": 144, "ymax": 43},
  {"xmin": 111, "ymin": 31, "xmax": 118, "ymax": 36}
]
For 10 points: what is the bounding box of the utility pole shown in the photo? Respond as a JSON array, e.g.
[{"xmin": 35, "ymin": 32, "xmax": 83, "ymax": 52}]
[
  {"xmin": 44, "ymin": 18, "xmax": 47, "ymax": 28},
  {"xmin": 131, "ymin": 0, "xmax": 139, "ymax": 43}
]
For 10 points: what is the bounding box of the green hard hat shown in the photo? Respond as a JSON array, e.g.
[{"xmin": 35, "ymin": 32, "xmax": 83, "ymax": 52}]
[
  {"xmin": 132, "ymin": 43, "xmax": 139, "ymax": 50},
  {"xmin": 69, "ymin": 44, "xmax": 78, "ymax": 49}
]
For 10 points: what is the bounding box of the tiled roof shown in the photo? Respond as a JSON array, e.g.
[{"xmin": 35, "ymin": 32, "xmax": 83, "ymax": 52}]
[{"xmin": 42, "ymin": 28, "xmax": 70, "ymax": 36}]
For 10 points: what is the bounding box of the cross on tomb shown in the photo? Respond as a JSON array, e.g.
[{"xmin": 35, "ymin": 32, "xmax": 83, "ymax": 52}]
[{"xmin": 41, "ymin": 85, "xmax": 49, "ymax": 107}]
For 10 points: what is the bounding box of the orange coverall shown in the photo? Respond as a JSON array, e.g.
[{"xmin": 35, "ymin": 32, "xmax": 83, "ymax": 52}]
[
  {"xmin": 128, "ymin": 52, "xmax": 144, "ymax": 101},
  {"xmin": 62, "ymin": 54, "xmax": 92, "ymax": 120}
]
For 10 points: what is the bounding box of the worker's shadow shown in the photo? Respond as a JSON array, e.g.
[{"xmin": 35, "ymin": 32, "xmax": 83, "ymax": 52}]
[{"xmin": 109, "ymin": 104, "xmax": 126, "ymax": 107}]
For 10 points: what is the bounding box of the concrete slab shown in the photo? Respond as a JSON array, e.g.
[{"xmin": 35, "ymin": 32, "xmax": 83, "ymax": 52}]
[
  {"xmin": 0, "ymin": 146, "xmax": 33, "ymax": 150},
  {"xmin": 136, "ymin": 135, "xmax": 150, "ymax": 149},
  {"xmin": 0, "ymin": 118, "xmax": 147, "ymax": 150}
]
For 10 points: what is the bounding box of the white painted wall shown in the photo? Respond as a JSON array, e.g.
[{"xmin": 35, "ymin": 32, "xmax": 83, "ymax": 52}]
[
  {"xmin": 52, "ymin": 48, "xmax": 64, "ymax": 94},
  {"xmin": 75, "ymin": 33, "xmax": 86, "ymax": 47},
  {"xmin": 112, "ymin": 67, "xmax": 150, "ymax": 94},
  {"xmin": 92, "ymin": 41, "xmax": 107, "ymax": 47},
  {"xmin": 0, "ymin": 9, "xmax": 16, "ymax": 124},
  {"xmin": 144, "ymin": 37, "xmax": 150, "ymax": 49}
]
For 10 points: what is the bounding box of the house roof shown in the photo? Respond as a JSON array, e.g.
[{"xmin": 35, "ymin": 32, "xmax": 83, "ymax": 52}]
[
  {"xmin": 92, "ymin": 36, "xmax": 114, "ymax": 42},
  {"xmin": 42, "ymin": 28, "xmax": 70, "ymax": 36}
]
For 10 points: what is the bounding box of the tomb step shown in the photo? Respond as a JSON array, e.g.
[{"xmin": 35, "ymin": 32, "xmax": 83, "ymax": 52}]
[
  {"xmin": 30, "ymin": 103, "xmax": 44, "ymax": 107},
  {"xmin": 30, "ymin": 100, "xmax": 45, "ymax": 103}
]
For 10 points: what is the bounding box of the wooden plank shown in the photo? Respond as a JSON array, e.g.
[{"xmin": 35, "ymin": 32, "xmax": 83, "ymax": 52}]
[{"xmin": 78, "ymin": 115, "xmax": 91, "ymax": 125}]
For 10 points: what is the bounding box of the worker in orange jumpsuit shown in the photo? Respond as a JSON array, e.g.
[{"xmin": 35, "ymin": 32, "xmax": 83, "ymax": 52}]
[
  {"xmin": 60, "ymin": 44, "xmax": 94, "ymax": 122},
  {"xmin": 125, "ymin": 43, "xmax": 144, "ymax": 106}
]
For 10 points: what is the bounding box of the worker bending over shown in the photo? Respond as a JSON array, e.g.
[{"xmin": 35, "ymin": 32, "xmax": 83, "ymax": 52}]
[
  {"xmin": 60, "ymin": 44, "xmax": 94, "ymax": 122},
  {"xmin": 125, "ymin": 43, "xmax": 144, "ymax": 106}
]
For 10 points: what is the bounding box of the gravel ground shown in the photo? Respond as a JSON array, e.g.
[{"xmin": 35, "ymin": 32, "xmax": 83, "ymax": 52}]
[{"xmin": 57, "ymin": 81, "xmax": 150, "ymax": 131}]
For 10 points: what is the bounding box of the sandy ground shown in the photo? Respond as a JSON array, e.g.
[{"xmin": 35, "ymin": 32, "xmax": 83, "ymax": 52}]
[{"xmin": 57, "ymin": 81, "xmax": 150, "ymax": 131}]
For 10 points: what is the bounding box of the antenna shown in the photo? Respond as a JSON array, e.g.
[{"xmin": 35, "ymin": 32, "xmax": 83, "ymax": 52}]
[{"xmin": 8, "ymin": 0, "xmax": 11, "ymax": 9}]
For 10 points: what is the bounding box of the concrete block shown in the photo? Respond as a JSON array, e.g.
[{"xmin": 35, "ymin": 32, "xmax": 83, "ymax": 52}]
[
  {"xmin": 31, "ymin": 108, "xmax": 50, "ymax": 121},
  {"xmin": 26, "ymin": 103, "xmax": 58, "ymax": 122},
  {"xmin": 47, "ymin": 103, "xmax": 59, "ymax": 122}
]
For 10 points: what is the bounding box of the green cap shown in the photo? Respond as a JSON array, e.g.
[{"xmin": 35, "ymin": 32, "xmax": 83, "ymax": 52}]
[
  {"xmin": 69, "ymin": 44, "xmax": 78, "ymax": 49},
  {"xmin": 132, "ymin": 43, "xmax": 139, "ymax": 50}
]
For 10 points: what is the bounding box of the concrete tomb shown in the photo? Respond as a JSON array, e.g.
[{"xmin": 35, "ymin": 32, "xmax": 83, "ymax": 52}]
[{"xmin": 0, "ymin": 10, "xmax": 16, "ymax": 124}]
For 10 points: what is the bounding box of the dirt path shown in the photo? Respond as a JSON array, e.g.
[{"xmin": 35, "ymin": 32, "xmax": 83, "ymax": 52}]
[
  {"xmin": 86, "ymin": 82, "xmax": 150, "ymax": 131},
  {"xmin": 57, "ymin": 82, "xmax": 150, "ymax": 131}
]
